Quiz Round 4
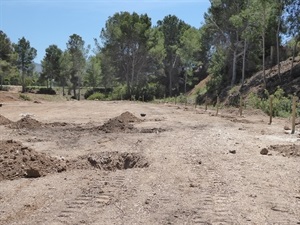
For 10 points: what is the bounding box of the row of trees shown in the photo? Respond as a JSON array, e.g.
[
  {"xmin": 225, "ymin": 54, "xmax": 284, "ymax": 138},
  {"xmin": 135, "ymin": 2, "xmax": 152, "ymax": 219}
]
[
  {"xmin": 0, "ymin": 1, "xmax": 299, "ymax": 100},
  {"xmin": 204, "ymin": 0, "xmax": 300, "ymax": 94}
]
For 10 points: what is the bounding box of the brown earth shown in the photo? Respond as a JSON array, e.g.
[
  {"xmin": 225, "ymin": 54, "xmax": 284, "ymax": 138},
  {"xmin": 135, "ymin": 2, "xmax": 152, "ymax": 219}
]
[
  {"xmin": 0, "ymin": 99, "xmax": 299, "ymax": 224},
  {"xmin": 0, "ymin": 140, "xmax": 66, "ymax": 181},
  {"xmin": 9, "ymin": 116, "xmax": 43, "ymax": 129},
  {"xmin": 98, "ymin": 111, "xmax": 142, "ymax": 133},
  {"xmin": 0, "ymin": 114, "xmax": 11, "ymax": 125}
]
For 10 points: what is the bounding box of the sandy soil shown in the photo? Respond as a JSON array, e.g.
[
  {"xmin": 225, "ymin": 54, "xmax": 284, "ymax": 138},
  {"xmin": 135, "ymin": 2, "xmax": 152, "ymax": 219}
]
[{"xmin": 0, "ymin": 98, "xmax": 299, "ymax": 225}]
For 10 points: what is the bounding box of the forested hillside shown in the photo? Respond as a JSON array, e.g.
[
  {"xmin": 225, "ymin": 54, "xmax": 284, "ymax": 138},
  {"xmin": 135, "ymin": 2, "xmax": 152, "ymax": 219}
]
[{"xmin": 0, "ymin": 0, "xmax": 299, "ymax": 102}]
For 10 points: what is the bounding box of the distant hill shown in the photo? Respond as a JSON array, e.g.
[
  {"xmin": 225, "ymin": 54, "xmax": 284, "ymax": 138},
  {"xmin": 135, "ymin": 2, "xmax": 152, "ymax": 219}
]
[{"xmin": 34, "ymin": 63, "xmax": 42, "ymax": 74}]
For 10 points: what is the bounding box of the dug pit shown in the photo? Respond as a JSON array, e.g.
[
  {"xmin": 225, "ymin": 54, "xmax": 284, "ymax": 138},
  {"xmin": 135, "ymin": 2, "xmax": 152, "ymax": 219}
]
[
  {"xmin": 267, "ymin": 144, "xmax": 300, "ymax": 157},
  {"xmin": 69, "ymin": 151, "xmax": 149, "ymax": 171}
]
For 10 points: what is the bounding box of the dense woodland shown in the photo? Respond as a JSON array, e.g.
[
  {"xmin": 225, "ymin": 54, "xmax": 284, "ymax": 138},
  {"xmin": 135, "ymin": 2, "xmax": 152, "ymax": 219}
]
[{"xmin": 0, "ymin": 0, "xmax": 300, "ymax": 101}]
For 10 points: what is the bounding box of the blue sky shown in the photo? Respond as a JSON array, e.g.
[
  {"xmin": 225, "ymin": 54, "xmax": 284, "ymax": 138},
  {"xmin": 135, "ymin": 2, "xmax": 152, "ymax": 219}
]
[{"xmin": 0, "ymin": 0, "xmax": 211, "ymax": 63}]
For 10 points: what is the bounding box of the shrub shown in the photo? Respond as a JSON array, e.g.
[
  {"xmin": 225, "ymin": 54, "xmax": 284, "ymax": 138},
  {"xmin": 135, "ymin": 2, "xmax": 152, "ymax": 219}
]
[
  {"xmin": 110, "ymin": 85, "xmax": 127, "ymax": 100},
  {"xmin": 84, "ymin": 87, "xmax": 113, "ymax": 99},
  {"xmin": 247, "ymin": 87, "xmax": 292, "ymax": 117},
  {"xmin": 19, "ymin": 94, "xmax": 31, "ymax": 101},
  {"xmin": 87, "ymin": 92, "xmax": 106, "ymax": 100},
  {"xmin": 37, "ymin": 88, "xmax": 56, "ymax": 95}
]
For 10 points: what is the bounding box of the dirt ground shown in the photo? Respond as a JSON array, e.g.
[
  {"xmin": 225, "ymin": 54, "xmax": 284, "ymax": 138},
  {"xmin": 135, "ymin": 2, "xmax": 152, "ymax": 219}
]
[{"xmin": 0, "ymin": 94, "xmax": 300, "ymax": 224}]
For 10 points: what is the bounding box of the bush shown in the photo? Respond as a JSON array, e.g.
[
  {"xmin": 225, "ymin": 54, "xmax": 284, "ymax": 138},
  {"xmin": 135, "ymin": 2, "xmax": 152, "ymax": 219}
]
[
  {"xmin": 247, "ymin": 87, "xmax": 292, "ymax": 117},
  {"xmin": 84, "ymin": 87, "xmax": 113, "ymax": 99},
  {"xmin": 87, "ymin": 92, "xmax": 106, "ymax": 100},
  {"xmin": 19, "ymin": 94, "xmax": 31, "ymax": 101},
  {"xmin": 110, "ymin": 85, "xmax": 127, "ymax": 100},
  {"xmin": 37, "ymin": 88, "xmax": 56, "ymax": 95}
]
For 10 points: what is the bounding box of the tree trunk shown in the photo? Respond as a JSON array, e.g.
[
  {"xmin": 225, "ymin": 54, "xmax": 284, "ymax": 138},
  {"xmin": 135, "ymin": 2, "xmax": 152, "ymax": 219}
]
[
  {"xmin": 50, "ymin": 76, "xmax": 53, "ymax": 89},
  {"xmin": 73, "ymin": 81, "xmax": 76, "ymax": 98},
  {"xmin": 21, "ymin": 68, "xmax": 26, "ymax": 93},
  {"xmin": 241, "ymin": 40, "xmax": 247, "ymax": 86},
  {"xmin": 78, "ymin": 83, "xmax": 81, "ymax": 100},
  {"xmin": 231, "ymin": 48, "xmax": 237, "ymax": 87},
  {"xmin": 169, "ymin": 68, "xmax": 172, "ymax": 97},
  {"xmin": 290, "ymin": 39, "xmax": 299, "ymax": 76},
  {"xmin": 262, "ymin": 8, "xmax": 267, "ymax": 89},
  {"xmin": 276, "ymin": 2, "xmax": 282, "ymax": 81}
]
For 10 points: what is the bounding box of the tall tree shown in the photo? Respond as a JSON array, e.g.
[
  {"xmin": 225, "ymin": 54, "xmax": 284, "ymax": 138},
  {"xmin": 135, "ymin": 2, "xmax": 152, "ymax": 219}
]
[
  {"xmin": 157, "ymin": 15, "xmax": 190, "ymax": 96},
  {"xmin": 59, "ymin": 51, "xmax": 71, "ymax": 96},
  {"xmin": 177, "ymin": 27, "xmax": 202, "ymax": 93},
  {"xmin": 41, "ymin": 45, "xmax": 62, "ymax": 88},
  {"xmin": 101, "ymin": 12, "xmax": 163, "ymax": 98},
  {"xmin": 66, "ymin": 34, "xmax": 87, "ymax": 99},
  {"xmin": 85, "ymin": 55, "xmax": 101, "ymax": 89},
  {"xmin": 0, "ymin": 31, "xmax": 14, "ymax": 87},
  {"xmin": 285, "ymin": 0, "xmax": 300, "ymax": 75},
  {"xmin": 14, "ymin": 37, "xmax": 37, "ymax": 92}
]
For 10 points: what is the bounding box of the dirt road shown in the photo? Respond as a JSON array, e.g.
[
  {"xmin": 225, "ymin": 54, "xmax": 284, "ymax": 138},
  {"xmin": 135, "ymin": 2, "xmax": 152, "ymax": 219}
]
[{"xmin": 0, "ymin": 99, "xmax": 299, "ymax": 224}]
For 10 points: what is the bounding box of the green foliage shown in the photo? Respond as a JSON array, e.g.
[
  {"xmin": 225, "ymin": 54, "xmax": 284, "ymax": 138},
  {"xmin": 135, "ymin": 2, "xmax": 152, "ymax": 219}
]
[
  {"xmin": 110, "ymin": 84, "xmax": 128, "ymax": 100},
  {"xmin": 85, "ymin": 56, "xmax": 101, "ymax": 89},
  {"xmin": 248, "ymin": 87, "xmax": 292, "ymax": 117},
  {"xmin": 87, "ymin": 92, "xmax": 106, "ymax": 100},
  {"xmin": 41, "ymin": 45, "xmax": 62, "ymax": 88},
  {"xmin": 66, "ymin": 34, "xmax": 87, "ymax": 97},
  {"xmin": 84, "ymin": 87, "xmax": 112, "ymax": 99},
  {"xmin": 19, "ymin": 94, "xmax": 31, "ymax": 101},
  {"xmin": 14, "ymin": 37, "xmax": 37, "ymax": 92},
  {"xmin": 206, "ymin": 49, "xmax": 226, "ymax": 94}
]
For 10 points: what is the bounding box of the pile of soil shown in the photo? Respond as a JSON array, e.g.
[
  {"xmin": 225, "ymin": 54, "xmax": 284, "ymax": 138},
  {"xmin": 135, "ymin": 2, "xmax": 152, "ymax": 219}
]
[
  {"xmin": 9, "ymin": 116, "xmax": 43, "ymax": 129},
  {"xmin": 85, "ymin": 151, "xmax": 149, "ymax": 171},
  {"xmin": 0, "ymin": 114, "xmax": 11, "ymax": 125},
  {"xmin": 99, "ymin": 111, "xmax": 141, "ymax": 133},
  {"xmin": 0, "ymin": 140, "xmax": 66, "ymax": 181},
  {"xmin": 268, "ymin": 144, "xmax": 300, "ymax": 157}
]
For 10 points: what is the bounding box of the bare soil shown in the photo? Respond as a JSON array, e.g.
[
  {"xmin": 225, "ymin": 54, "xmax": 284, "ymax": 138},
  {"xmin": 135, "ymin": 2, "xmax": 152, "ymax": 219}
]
[{"xmin": 0, "ymin": 98, "xmax": 299, "ymax": 224}]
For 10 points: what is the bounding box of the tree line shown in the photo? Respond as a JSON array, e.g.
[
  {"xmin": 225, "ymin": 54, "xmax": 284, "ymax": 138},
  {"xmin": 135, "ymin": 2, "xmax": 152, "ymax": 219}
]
[{"xmin": 0, "ymin": 0, "xmax": 299, "ymax": 100}]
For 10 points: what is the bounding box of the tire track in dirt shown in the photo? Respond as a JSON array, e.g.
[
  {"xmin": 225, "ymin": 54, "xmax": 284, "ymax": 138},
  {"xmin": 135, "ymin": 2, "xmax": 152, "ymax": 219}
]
[
  {"xmin": 56, "ymin": 174, "xmax": 125, "ymax": 224},
  {"xmin": 190, "ymin": 164, "xmax": 235, "ymax": 225}
]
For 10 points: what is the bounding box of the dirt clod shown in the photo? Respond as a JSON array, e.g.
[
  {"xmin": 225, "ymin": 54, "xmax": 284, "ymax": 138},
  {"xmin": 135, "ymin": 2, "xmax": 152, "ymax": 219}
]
[{"xmin": 260, "ymin": 148, "xmax": 269, "ymax": 155}]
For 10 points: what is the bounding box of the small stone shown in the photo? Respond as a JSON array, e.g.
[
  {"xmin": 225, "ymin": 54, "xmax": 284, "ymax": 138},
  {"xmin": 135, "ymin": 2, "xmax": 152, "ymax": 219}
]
[
  {"xmin": 260, "ymin": 148, "xmax": 268, "ymax": 155},
  {"xmin": 189, "ymin": 183, "xmax": 196, "ymax": 188},
  {"xmin": 284, "ymin": 125, "xmax": 291, "ymax": 130},
  {"xmin": 229, "ymin": 150, "xmax": 236, "ymax": 154}
]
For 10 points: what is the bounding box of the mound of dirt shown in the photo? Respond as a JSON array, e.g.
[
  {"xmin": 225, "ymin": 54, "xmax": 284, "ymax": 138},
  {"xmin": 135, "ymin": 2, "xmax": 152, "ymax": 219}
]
[
  {"xmin": 9, "ymin": 116, "xmax": 43, "ymax": 129},
  {"xmin": 99, "ymin": 111, "xmax": 141, "ymax": 133},
  {"xmin": 0, "ymin": 114, "xmax": 11, "ymax": 125},
  {"xmin": 0, "ymin": 140, "xmax": 66, "ymax": 181},
  {"xmin": 267, "ymin": 144, "xmax": 300, "ymax": 157}
]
